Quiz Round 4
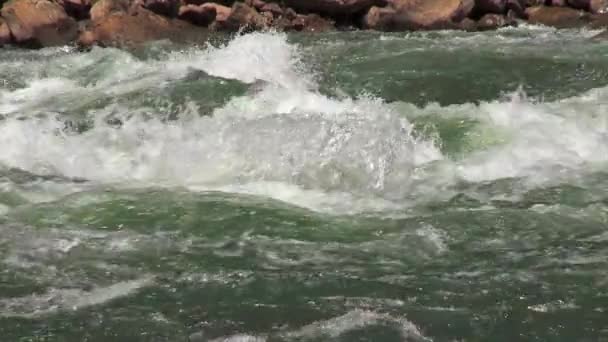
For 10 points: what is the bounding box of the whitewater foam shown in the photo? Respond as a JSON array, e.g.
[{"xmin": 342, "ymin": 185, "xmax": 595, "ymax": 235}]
[{"xmin": 0, "ymin": 31, "xmax": 606, "ymax": 213}]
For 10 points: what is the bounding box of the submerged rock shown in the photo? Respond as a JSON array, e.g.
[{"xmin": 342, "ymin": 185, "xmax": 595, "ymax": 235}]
[{"xmin": 1, "ymin": 0, "xmax": 79, "ymax": 47}]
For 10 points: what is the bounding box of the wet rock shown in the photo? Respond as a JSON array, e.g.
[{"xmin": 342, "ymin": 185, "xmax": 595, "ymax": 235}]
[
  {"xmin": 284, "ymin": 0, "xmax": 386, "ymax": 16},
  {"xmin": 290, "ymin": 13, "xmax": 334, "ymax": 31},
  {"xmin": 143, "ymin": 0, "xmax": 179, "ymax": 17},
  {"xmin": 79, "ymin": 7, "xmax": 206, "ymax": 47},
  {"xmin": 90, "ymin": 0, "xmax": 131, "ymax": 22},
  {"xmin": 219, "ymin": 2, "xmax": 268, "ymax": 31},
  {"xmin": 525, "ymin": 5, "xmax": 589, "ymax": 27},
  {"xmin": 567, "ymin": 0, "xmax": 608, "ymax": 14},
  {"xmin": 1, "ymin": 0, "xmax": 79, "ymax": 47},
  {"xmin": 56, "ymin": 0, "xmax": 92, "ymax": 20},
  {"xmin": 476, "ymin": 13, "xmax": 511, "ymax": 29},
  {"xmin": 178, "ymin": 3, "xmax": 217, "ymax": 25},
  {"xmin": 364, "ymin": 0, "xmax": 474, "ymax": 31},
  {"xmin": 0, "ymin": 18, "xmax": 11, "ymax": 45},
  {"xmin": 456, "ymin": 17, "xmax": 477, "ymax": 30}
]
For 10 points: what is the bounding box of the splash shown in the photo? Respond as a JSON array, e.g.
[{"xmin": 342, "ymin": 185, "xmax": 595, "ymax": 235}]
[{"xmin": 0, "ymin": 31, "xmax": 607, "ymax": 213}]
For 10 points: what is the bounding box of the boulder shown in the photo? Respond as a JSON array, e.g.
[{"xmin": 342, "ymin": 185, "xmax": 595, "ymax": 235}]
[
  {"xmin": 474, "ymin": 0, "xmax": 506, "ymax": 14},
  {"xmin": 0, "ymin": 18, "xmax": 12, "ymax": 45},
  {"xmin": 143, "ymin": 0, "xmax": 179, "ymax": 17},
  {"xmin": 525, "ymin": 5, "xmax": 589, "ymax": 27},
  {"xmin": 476, "ymin": 13, "xmax": 512, "ymax": 29},
  {"xmin": 364, "ymin": 0, "xmax": 474, "ymax": 31},
  {"xmin": 260, "ymin": 2, "xmax": 283, "ymax": 16},
  {"xmin": 79, "ymin": 7, "xmax": 206, "ymax": 47},
  {"xmin": 183, "ymin": 0, "xmax": 233, "ymax": 5},
  {"xmin": 567, "ymin": 0, "xmax": 608, "ymax": 14},
  {"xmin": 90, "ymin": 0, "xmax": 131, "ymax": 22},
  {"xmin": 284, "ymin": 0, "xmax": 386, "ymax": 16},
  {"xmin": 178, "ymin": 3, "xmax": 217, "ymax": 25},
  {"xmin": 56, "ymin": 0, "xmax": 92, "ymax": 20},
  {"xmin": 1, "ymin": 0, "xmax": 78, "ymax": 47},
  {"xmin": 547, "ymin": 0, "xmax": 567, "ymax": 5},
  {"xmin": 290, "ymin": 13, "xmax": 334, "ymax": 31},
  {"xmin": 218, "ymin": 2, "xmax": 268, "ymax": 31}
]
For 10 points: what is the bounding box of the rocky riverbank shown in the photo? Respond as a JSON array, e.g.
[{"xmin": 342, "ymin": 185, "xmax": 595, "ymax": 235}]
[{"xmin": 0, "ymin": 0, "xmax": 608, "ymax": 48}]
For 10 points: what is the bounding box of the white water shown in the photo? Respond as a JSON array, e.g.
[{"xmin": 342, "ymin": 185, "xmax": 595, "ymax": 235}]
[{"xmin": 0, "ymin": 32, "xmax": 607, "ymax": 213}]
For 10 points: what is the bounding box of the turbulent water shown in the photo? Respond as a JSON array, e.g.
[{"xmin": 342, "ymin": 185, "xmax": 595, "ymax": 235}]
[{"xmin": 0, "ymin": 26, "xmax": 608, "ymax": 341}]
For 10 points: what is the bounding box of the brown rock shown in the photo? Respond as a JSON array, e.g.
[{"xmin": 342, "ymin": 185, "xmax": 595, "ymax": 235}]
[
  {"xmin": 219, "ymin": 2, "xmax": 268, "ymax": 31},
  {"xmin": 1, "ymin": 0, "xmax": 78, "ymax": 47},
  {"xmin": 80, "ymin": 7, "xmax": 207, "ymax": 47},
  {"xmin": 290, "ymin": 13, "xmax": 334, "ymax": 31},
  {"xmin": 284, "ymin": 0, "xmax": 386, "ymax": 16},
  {"xmin": 0, "ymin": 18, "xmax": 12, "ymax": 45},
  {"xmin": 365, "ymin": 0, "xmax": 475, "ymax": 30},
  {"xmin": 567, "ymin": 0, "xmax": 608, "ymax": 14},
  {"xmin": 525, "ymin": 5, "xmax": 589, "ymax": 27},
  {"xmin": 143, "ymin": 0, "xmax": 179, "ymax": 17},
  {"xmin": 178, "ymin": 3, "xmax": 217, "ymax": 25},
  {"xmin": 90, "ymin": 0, "xmax": 131, "ymax": 22}
]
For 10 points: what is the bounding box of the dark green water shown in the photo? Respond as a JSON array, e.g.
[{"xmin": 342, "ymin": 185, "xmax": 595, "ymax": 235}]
[{"xmin": 0, "ymin": 26, "xmax": 607, "ymax": 341}]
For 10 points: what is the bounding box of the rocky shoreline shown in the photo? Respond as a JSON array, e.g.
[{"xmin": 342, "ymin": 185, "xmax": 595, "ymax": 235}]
[{"xmin": 0, "ymin": 0, "xmax": 608, "ymax": 48}]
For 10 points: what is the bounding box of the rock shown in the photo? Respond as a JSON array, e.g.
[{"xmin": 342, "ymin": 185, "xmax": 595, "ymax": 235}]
[
  {"xmin": 178, "ymin": 3, "xmax": 216, "ymax": 25},
  {"xmin": 567, "ymin": 0, "xmax": 608, "ymax": 14},
  {"xmin": 1, "ymin": 0, "xmax": 79, "ymax": 47},
  {"xmin": 260, "ymin": 2, "xmax": 283, "ymax": 16},
  {"xmin": 290, "ymin": 13, "xmax": 334, "ymax": 31},
  {"xmin": 79, "ymin": 7, "xmax": 206, "ymax": 47},
  {"xmin": 476, "ymin": 13, "xmax": 511, "ymax": 29},
  {"xmin": 0, "ymin": 18, "xmax": 12, "ymax": 45},
  {"xmin": 143, "ymin": 0, "xmax": 179, "ymax": 17},
  {"xmin": 474, "ymin": 0, "xmax": 506, "ymax": 14},
  {"xmin": 90, "ymin": 0, "xmax": 131, "ymax": 22},
  {"xmin": 365, "ymin": 0, "xmax": 475, "ymax": 30},
  {"xmin": 219, "ymin": 2, "xmax": 268, "ymax": 31},
  {"xmin": 547, "ymin": 0, "xmax": 567, "ymax": 5},
  {"xmin": 456, "ymin": 17, "xmax": 477, "ymax": 30},
  {"xmin": 183, "ymin": 0, "xmax": 233, "ymax": 5},
  {"xmin": 284, "ymin": 0, "xmax": 386, "ymax": 16},
  {"xmin": 244, "ymin": 0, "xmax": 266, "ymax": 9},
  {"xmin": 525, "ymin": 5, "xmax": 589, "ymax": 27},
  {"xmin": 56, "ymin": 0, "xmax": 92, "ymax": 20}
]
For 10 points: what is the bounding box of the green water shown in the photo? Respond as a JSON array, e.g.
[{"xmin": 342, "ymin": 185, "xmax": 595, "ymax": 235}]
[{"xmin": 0, "ymin": 27, "xmax": 607, "ymax": 341}]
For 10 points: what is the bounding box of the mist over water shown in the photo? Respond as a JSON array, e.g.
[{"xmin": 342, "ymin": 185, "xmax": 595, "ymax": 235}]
[{"xmin": 1, "ymin": 28, "xmax": 608, "ymax": 341}]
